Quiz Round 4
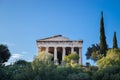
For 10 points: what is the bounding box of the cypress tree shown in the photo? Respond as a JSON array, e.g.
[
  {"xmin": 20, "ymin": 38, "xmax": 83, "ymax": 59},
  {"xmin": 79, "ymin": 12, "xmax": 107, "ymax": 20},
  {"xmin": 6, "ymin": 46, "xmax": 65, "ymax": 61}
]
[
  {"xmin": 113, "ymin": 32, "xmax": 118, "ymax": 48},
  {"xmin": 100, "ymin": 12, "xmax": 108, "ymax": 56}
]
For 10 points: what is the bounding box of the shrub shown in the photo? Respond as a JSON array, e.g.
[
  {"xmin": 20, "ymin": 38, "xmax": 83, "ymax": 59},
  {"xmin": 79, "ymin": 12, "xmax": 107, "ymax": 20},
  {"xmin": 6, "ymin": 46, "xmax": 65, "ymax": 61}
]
[
  {"xmin": 97, "ymin": 48, "xmax": 120, "ymax": 69},
  {"xmin": 67, "ymin": 73, "xmax": 91, "ymax": 80},
  {"xmin": 93, "ymin": 65, "xmax": 120, "ymax": 80}
]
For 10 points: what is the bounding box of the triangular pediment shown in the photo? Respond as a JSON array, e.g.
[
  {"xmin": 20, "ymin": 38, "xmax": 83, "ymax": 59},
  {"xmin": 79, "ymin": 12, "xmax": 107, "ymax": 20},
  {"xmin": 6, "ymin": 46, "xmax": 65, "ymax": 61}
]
[{"xmin": 37, "ymin": 35, "xmax": 70, "ymax": 41}]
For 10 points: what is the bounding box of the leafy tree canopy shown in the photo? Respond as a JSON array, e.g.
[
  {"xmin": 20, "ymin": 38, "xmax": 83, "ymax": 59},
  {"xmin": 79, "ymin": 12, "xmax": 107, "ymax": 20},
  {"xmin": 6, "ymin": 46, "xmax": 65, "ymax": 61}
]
[
  {"xmin": 32, "ymin": 51, "xmax": 53, "ymax": 69},
  {"xmin": 63, "ymin": 52, "xmax": 79, "ymax": 67},
  {"xmin": 97, "ymin": 48, "xmax": 120, "ymax": 69},
  {"xmin": 0, "ymin": 44, "xmax": 11, "ymax": 65},
  {"xmin": 13, "ymin": 59, "xmax": 30, "ymax": 66},
  {"xmin": 64, "ymin": 52, "xmax": 79, "ymax": 62},
  {"xmin": 85, "ymin": 44, "xmax": 103, "ymax": 61}
]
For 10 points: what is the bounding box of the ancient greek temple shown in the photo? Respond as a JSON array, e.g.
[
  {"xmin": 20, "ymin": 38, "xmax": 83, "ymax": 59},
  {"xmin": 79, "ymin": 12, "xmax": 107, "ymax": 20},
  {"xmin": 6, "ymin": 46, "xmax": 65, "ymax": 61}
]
[{"xmin": 36, "ymin": 35, "xmax": 83, "ymax": 65}]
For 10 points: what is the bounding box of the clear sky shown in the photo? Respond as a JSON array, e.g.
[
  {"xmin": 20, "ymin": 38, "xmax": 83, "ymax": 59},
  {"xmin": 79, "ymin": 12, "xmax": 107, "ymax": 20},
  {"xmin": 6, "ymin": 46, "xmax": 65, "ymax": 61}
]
[{"xmin": 0, "ymin": 0, "xmax": 120, "ymax": 65}]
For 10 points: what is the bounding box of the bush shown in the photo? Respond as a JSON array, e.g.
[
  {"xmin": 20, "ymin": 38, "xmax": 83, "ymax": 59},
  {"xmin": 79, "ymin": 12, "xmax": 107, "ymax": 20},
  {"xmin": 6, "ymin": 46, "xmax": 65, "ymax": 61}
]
[
  {"xmin": 97, "ymin": 48, "xmax": 120, "ymax": 69},
  {"xmin": 63, "ymin": 52, "xmax": 79, "ymax": 67},
  {"xmin": 93, "ymin": 65, "xmax": 120, "ymax": 80},
  {"xmin": 67, "ymin": 73, "xmax": 91, "ymax": 80}
]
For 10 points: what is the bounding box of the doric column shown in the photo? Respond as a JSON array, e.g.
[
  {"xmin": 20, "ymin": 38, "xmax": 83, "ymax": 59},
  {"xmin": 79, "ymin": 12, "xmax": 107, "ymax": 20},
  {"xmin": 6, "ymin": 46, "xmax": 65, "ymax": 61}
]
[
  {"xmin": 79, "ymin": 47, "xmax": 82, "ymax": 64},
  {"xmin": 54, "ymin": 47, "xmax": 57, "ymax": 64},
  {"xmin": 46, "ymin": 47, "xmax": 48, "ymax": 59},
  {"xmin": 71, "ymin": 47, "xmax": 74, "ymax": 53},
  {"xmin": 62, "ymin": 47, "xmax": 65, "ymax": 60},
  {"xmin": 38, "ymin": 47, "xmax": 41, "ymax": 52}
]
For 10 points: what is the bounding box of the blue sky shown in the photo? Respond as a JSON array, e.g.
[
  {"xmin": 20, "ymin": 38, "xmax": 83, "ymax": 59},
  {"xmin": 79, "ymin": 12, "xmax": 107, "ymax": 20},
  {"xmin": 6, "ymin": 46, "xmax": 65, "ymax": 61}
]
[{"xmin": 0, "ymin": 0, "xmax": 120, "ymax": 65}]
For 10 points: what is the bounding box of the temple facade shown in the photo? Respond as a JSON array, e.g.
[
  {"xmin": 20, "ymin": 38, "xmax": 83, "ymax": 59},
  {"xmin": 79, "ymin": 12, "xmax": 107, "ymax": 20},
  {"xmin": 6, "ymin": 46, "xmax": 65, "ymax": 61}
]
[{"xmin": 36, "ymin": 35, "xmax": 83, "ymax": 64}]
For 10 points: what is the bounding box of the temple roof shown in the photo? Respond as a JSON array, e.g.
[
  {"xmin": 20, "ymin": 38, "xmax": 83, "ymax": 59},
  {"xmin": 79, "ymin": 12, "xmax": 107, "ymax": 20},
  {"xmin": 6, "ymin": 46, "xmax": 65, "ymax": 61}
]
[
  {"xmin": 36, "ymin": 35, "xmax": 83, "ymax": 43},
  {"xmin": 36, "ymin": 35, "xmax": 70, "ymax": 41}
]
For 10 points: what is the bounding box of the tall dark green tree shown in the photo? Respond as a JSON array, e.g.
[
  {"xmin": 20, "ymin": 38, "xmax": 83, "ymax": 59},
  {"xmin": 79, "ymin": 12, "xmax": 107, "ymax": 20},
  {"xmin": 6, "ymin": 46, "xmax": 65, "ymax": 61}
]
[
  {"xmin": 0, "ymin": 44, "xmax": 11, "ymax": 65},
  {"xmin": 100, "ymin": 12, "xmax": 108, "ymax": 56},
  {"xmin": 113, "ymin": 32, "xmax": 118, "ymax": 48}
]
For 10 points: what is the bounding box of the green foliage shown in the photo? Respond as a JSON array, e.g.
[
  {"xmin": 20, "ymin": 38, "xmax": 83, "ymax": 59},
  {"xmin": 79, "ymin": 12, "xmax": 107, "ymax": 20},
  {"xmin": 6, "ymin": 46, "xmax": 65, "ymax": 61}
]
[
  {"xmin": 0, "ymin": 66, "xmax": 9, "ymax": 80},
  {"xmin": 0, "ymin": 60, "xmax": 33, "ymax": 80},
  {"xmin": 30, "ymin": 51, "xmax": 90, "ymax": 80},
  {"xmin": 0, "ymin": 44, "xmax": 11, "ymax": 65},
  {"xmin": 67, "ymin": 73, "xmax": 91, "ymax": 80},
  {"xmin": 91, "ymin": 51, "xmax": 103, "ymax": 61},
  {"xmin": 1, "ymin": 48, "xmax": 120, "ymax": 80},
  {"xmin": 64, "ymin": 52, "xmax": 79, "ymax": 62},
  {"xmin": 13, "ymin": 59, "xmax": 30, "ymax": 66},
  {"xmin": 9, "ymin": 60, "xmax": 34, "ymax": 80},
  {"xmin": 97, "ymin": 48, "xmax": 120, "ymax": 69},
  {"xmin": 100, "ymin": 12, "xmax": 108, "ymax": 55},
  {"xmin": 86, "ymin": 44, "xmax": 102, "ymax": 61},
  {"xmin": 54, "ymin": 66, "xmax": 82, "ymax": 80},
  {"xmin": 11, "ymin": 63, "xmax": 34, "ymax": 80},
  {"xmin": 32, "ymin": 51, "xmax": 53, "ymax": 69},
  {"xmin": 113, "ymin": 32, "xmax": 118, "ymax": 48},
  {"xmin": 68, "ymin": 52, "xmax": 79, "ymax": 61},
  {"xmin": 63, "ymin": 52, "xmax": 79, "ymax": 67},
  {"xmin": 35, "ymin": 51, "xmax": 53, "ymax": 62},
  {"xmin": 93, "ymin": 65, "xmax": 120, "ymax": 80},
  {"xmin": 32, "ymin": 60, "xmax": 57, "ymax": 80}
]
